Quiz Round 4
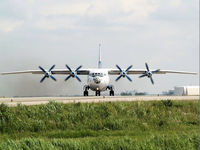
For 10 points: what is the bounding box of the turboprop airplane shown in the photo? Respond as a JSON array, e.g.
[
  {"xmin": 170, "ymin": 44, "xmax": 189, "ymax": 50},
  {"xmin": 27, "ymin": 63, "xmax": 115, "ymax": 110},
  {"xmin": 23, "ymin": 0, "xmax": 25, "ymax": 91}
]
[{"xmin": 1, "ymin": 45, "xmax": 197, "ymax": 96}]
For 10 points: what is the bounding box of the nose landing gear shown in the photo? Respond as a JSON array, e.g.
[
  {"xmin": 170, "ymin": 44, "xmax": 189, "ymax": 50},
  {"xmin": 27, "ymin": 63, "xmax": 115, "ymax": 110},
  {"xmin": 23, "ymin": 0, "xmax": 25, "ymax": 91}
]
[{"xmin": 96, "ymin": 91, "xmax": 101, "ymax": 96}]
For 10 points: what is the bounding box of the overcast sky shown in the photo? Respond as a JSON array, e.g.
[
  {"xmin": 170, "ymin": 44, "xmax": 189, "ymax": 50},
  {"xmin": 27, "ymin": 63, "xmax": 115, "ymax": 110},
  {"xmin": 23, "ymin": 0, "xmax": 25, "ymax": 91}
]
[{"xmin": 0, "ymin": 0, "xmax": 199, "ymax": 96}]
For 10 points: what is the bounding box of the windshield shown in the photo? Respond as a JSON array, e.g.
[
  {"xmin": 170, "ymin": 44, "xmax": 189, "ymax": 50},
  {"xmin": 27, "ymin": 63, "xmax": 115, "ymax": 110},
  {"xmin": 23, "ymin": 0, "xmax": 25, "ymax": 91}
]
[{"xmin": 90, "ymin": 73, "xmax": 104, "ymax": 77}]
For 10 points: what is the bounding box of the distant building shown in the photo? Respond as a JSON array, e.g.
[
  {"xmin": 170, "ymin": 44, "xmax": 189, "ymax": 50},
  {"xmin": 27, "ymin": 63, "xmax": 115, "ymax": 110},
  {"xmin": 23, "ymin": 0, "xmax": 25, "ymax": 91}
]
[{"xmin": 174, "ymin": 86, "xmax": 199, "ymax": 96}]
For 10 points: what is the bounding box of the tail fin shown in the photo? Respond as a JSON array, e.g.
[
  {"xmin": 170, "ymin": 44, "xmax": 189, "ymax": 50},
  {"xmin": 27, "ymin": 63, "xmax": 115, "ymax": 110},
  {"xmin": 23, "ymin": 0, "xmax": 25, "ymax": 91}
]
[{"xmin": 98, "ymin": 44, "xmax": 102, "ymax": 68}]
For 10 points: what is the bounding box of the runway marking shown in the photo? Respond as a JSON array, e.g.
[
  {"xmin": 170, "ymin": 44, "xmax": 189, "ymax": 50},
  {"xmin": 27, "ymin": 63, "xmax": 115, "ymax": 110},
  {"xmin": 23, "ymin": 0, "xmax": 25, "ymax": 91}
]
[{"xmin": 0, "ymin": 96, "xmax": 199, "ymax": 106}]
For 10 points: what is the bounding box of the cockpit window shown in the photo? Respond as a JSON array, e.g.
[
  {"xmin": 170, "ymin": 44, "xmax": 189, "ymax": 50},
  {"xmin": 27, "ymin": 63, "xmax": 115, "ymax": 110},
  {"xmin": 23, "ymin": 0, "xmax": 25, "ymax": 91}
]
[{"xmin": 90, "ymin": 73, "xmax": 104, "ymax": 77}]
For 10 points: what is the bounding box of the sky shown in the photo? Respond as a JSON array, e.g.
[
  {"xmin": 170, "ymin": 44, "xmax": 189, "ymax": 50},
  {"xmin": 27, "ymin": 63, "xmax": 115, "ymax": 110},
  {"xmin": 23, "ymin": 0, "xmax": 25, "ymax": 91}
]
[{"xmin": 0, "ymin": 0, "xmax": 199, "ymax": 96}]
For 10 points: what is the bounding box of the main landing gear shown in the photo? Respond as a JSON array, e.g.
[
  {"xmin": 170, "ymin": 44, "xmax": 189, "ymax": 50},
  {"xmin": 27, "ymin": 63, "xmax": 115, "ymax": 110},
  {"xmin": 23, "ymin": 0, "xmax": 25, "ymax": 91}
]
[
  {"xmin": 108, "ymin": 85, "xmax": 115, "ymax": 96},
  {"xmin": 84, "ymin": 90, "xmax": 88, "ymax": 96},
  {"xmin": 110, "ymin": 90, "xmax": 114, "ymax": 96},
  {"xmin": 83, "ymin": 85, "xmax": 89, "ymax": 96}
]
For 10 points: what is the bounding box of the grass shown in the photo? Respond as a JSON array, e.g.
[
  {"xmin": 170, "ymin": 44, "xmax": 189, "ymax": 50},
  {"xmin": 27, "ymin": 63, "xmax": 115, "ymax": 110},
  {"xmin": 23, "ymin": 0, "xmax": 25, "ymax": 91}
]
[{"xmin": 0, "ymin": 100, "xmax": 199, "ymax": 149}]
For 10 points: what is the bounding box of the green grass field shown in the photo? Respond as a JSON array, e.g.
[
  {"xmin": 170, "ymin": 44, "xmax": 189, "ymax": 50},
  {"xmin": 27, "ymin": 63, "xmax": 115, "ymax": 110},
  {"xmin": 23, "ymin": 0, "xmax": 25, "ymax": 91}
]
[{"xmin": 0, "ymin": 100, "xmax": 199, "ymax": 150}]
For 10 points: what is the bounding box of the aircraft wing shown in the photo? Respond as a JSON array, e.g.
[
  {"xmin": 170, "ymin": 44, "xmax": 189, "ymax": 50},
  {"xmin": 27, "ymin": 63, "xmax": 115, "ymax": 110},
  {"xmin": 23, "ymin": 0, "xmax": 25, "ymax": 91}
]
[
  {"xmin": 1, "ymin": 69, "xmax": 90, "ymax": 75},
  {"xmin": 108, "ymin": 69, "xmax": 197, "ymax": 75}
]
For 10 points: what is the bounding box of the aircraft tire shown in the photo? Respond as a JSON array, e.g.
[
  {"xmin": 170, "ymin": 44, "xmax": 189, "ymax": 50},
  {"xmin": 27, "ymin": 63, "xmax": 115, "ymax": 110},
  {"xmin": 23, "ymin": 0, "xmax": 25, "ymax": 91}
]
[
  {"xmin": 96, "ymin": 91, "xmax": 101, "ymax": 96},
  {"xmin": 84, "ymin": 91, "xmax": 88, "ymax": 96},
  {"xmin": 110, "ymin": 90, "xmax": 114, "ymax": 96}
]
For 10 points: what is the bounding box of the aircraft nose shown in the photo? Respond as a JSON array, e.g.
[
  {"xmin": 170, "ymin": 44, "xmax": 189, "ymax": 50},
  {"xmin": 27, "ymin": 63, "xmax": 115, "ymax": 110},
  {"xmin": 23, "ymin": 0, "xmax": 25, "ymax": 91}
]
[{"xmin": 93, "ymin": 77, "xmax": 101, "ymax": 84}]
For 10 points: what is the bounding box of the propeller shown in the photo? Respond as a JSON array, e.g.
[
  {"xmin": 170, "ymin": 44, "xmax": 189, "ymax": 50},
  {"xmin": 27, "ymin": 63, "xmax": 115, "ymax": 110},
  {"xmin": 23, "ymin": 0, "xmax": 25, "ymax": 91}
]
[
  {"xmin": 115, "ymin": 65, "xmax": 133, "ymax": 82},
  {"xmin": 139, "ymin": 63, "xmax": 160, "ymax": 84},
  {"xmin": 39, "ymin": 65, "xmax": 56, "ymax": 83},
  {"xmin": 65, "ymin": 65, "xmax": 82, "ymax": 82}
]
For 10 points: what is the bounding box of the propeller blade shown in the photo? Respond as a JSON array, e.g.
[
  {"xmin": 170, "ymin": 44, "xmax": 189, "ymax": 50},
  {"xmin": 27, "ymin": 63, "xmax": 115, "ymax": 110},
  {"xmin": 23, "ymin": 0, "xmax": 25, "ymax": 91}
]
[
  {"xmin": 40, "ymin": 76, "xmax": 46, "ymax": 83},
  {"xmin": 75, "ymin": 75, "xmax": 81, "ymax": 82},
  {"xmin": 49, "ymin": 65, "xmax": 56, "ymax": 72},
  {"xmin": 150, "ymin": 77, "xmax": 154, "ymax": 84},
  {"xmin": 75, "ymin": 65, "xmax": 82, "ymax": 72},
  {"xmin": 65, "ymin": 75, "xmax": 72, "ymax": 81},
  {"xmin": 50, "ymin": 75, "xmax": 56, "ymax": 81},
  {"xmin": 66, "ymin": 65, "xmax": 72, "ymax": 72},
  {"xmin": 125, "ymin": 65, "xmax": 133, "ymax": 72},
  {"xmin": 116, "ymin": 75, "xmax": 123, "ymax": 81},
  {"xmin": 116, "ymin": 65, "xmax": 123, "ymax": 73},
  {"xmin": 39, "ymin": 66, "xmax": 46, "ymax": 73},
  {"xmin": 139, "ymin": 74, "xmax": 147, "ymax": 78},
  {"xmin": 65, "ymin": 65, "xmax": 82, "ymax": 82},
  {"xmin": 125, "ymin": 75, "xmax": 132, "ymax": 82},
  {"xmin": 145, "ymin": 63, "xmax": 150, "ymax": 72},
  {"xmin": 39, "ymin": 65, "xmax": 56, "ymax": 82},
  {"xmin": 152, "ymin": 69, "xmax": 160, "ymax": 74}
]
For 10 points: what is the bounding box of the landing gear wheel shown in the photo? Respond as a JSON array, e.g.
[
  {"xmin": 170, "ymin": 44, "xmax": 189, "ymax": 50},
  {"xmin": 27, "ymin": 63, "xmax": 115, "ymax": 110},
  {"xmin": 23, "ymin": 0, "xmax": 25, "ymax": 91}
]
[
  {"xmin": 110, "ymin": 90, "xmax": 114, "ymax": 96},
  {"xmin": 83, "ymin": 85, "xmax": 89, "ymax": 96},
  {"xmin": 84, "ymin": 90, "xmax": 88, "ymax": 96},
  {"xmin": 96, "ymin": 91, "xmax": 101, "ymax": 96}
]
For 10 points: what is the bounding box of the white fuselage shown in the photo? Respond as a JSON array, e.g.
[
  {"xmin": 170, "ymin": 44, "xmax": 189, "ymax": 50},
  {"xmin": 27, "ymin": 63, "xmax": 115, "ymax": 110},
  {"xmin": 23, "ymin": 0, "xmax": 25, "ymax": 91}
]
[{"xmin": 87, "ymin": 69, "xmax": 110, "ymax": 91}]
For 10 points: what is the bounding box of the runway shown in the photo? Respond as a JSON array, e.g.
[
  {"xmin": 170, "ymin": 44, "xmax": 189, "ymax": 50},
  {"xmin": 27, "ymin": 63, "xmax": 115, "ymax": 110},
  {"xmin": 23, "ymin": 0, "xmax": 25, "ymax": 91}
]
[{"xmin": 0, "ymin": 96, "xmax": 199, "ymax": 106}]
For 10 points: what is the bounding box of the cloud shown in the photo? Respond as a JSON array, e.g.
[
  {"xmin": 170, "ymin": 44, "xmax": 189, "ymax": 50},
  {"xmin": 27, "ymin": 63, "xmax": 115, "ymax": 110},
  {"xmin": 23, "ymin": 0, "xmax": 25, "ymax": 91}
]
[
  {"xmin": 113, "ymin": 0, "xmax": 159, "ymax": 24},
  {"xmin": 34, "ymin": 0, "xmax": 160, "ymax": 30},
  {"xmin": 0, "ymin": 0, "xmax": 196, "ymax": 32},
  {"xmin": 169, "ymin": 0, "xmax": 182, "ymax": 7},
  {"xmin": 0, "ymin": 19, "xmax": 24, "ymax": 32},
  {"xmin": 41, "ymin": 3, "xmax": 90, "ymax": 16},
  {"xmin": 35, "ymin": 18, "xmax": 76, "ymax": 30},
  {"xmin": 1, "ymin": 0, "xmax": 185, "ymax": 31},
  {"xmin": 28, "ymin": 0, "xmax": 35, "ymax": 4}
]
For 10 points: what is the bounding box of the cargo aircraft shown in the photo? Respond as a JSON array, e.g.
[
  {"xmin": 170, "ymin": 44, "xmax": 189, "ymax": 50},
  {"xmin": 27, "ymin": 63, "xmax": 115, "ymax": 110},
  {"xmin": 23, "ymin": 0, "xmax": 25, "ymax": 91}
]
[{"xmin": 1, "ymin": 45, "xmax": 197, "ymax": 96}]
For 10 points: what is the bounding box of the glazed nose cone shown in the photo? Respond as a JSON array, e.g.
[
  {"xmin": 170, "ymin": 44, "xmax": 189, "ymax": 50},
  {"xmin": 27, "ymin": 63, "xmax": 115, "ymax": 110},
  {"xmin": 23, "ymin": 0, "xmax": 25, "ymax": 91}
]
[{"xmin": 93, "ymin": 77, "xmax": 101, "ymax": 84}]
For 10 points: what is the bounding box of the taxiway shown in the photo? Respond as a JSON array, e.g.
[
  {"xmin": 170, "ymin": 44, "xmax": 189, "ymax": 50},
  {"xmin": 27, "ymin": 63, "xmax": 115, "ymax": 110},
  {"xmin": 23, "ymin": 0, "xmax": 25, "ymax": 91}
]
[{"xmin": 0, "ymin": 96, "xmax": 199, "ymax": 106}]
